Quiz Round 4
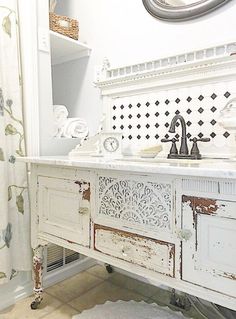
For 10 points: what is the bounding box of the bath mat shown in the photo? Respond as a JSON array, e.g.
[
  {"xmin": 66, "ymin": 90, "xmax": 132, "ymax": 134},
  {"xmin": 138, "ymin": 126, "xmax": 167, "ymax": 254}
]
[{"xmin": 72, "ymin": 300, "xmax": 189, "ymax": 319}]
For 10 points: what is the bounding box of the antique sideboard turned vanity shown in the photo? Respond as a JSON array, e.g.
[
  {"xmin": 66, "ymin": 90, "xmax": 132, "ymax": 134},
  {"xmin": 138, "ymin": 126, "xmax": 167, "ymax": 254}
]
[
  {"xmin": 23, "ymin": 42, "xmax": 236, "ymax": 311},
  {"xmin": 24, "ymin": 158, "xmax": 236, "ymax": 311}
]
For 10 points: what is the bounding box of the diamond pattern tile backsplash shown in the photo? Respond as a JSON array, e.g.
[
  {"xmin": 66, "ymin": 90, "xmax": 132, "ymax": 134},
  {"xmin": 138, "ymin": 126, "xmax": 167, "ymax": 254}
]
[{"xmin": 110, "ymin": 81, "xmax": 236, "ymax": 156}]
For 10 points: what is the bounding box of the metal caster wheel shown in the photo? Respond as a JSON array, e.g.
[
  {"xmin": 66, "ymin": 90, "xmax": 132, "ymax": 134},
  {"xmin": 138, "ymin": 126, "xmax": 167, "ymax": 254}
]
[
  {"xmin": 105, "ymin": 264, "xmax": 113, "ymax": 273},
  {"xmin": 30, "ymin": 300, "xmax": 41, "ymax": 310}
]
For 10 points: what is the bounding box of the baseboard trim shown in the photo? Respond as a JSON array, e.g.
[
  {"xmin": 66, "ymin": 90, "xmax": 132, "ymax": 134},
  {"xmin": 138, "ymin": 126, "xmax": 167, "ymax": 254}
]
[{"xmin": 0, "ymin": 276, "xmax": 33, "ymax": 312}]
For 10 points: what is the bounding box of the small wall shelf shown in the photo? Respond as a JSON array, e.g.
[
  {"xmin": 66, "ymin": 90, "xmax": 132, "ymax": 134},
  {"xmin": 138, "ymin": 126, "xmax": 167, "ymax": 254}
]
[{"xmin": 50, "ymin": 31, "xmax": 91, "ymax": 65}]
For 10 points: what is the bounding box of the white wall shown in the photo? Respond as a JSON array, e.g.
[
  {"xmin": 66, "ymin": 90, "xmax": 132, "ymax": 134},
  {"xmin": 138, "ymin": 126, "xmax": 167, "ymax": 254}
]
[{"xmin": 53, "ymin": 0, "xmax": 236, "ymax": 136}]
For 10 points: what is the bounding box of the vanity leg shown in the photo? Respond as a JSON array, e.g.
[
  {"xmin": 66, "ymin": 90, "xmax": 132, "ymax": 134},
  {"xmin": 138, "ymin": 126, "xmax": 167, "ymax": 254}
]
[{"xmin": 31, "ymin": 246, "xmax": 44, "ymax": 310}]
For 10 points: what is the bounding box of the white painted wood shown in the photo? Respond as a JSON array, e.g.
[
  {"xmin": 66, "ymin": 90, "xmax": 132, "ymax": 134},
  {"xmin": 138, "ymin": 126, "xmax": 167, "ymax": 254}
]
[
  {"xmin": 219, "ymin": 180, "xmax": 236, "ymax": 195},
  {"xmin": 38, "ymin": 230, "xmax": 236, "ymax": 311},
  {"xmin": 30, "ymin": 165, "xmax": 42, "ymax": 249},
  {"xmin": 96, "ymin": 42, "xmax": 236, "ymax": 83},
  {"xmin": 37, "ymin": 1, "xmax": 92, "ymax": 156},
  {"xmin": 38, "ymin": 175, "xmax": 90, "ymax": 246},
  {"xmin": 28, "ymin": 163, "xmax": 236, "ymax": 311},
  {"xmin": 94, "ymin": 226, "xmax": 175, "ymax": 277},
  {"xmin": 95, "ymin": 55, "xmax": 236, "ymax": 98},
  {"xmin": 50, "ymin": 31, "xmax": 91, "ymax": 65},
  {"xmin": 37, "ymin": 0, "xmax": 54, "ymax": 156},
  {"xmin": 182, "ymin": 198, "xmax": 236, "ymax": 297},
  {"xmin": 181, "ymin": 177, "xmax": 236, "ymax": 202},
  {"xmin": 182, "ymin": 178, "xmax": 219, "ymax": 194},
  {"xmin": 95, "ymin": 172, "xmax": 175, "ymax": 242},
  {"xmin": 19, "ymin": 0, "xmax": 40, "ymax": 156}
]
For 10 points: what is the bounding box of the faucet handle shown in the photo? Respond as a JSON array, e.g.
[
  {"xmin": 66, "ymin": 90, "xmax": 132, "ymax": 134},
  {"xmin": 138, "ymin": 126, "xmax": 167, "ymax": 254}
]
[
  {"xmin": 161, "ymin": 138, "xmax": 179, "ymax": 155},
  {"xmin": 190, "ymin": 137, "xmax": 210, "ymax": 158},
  {"xmin": 190, "ymin": 137, "xmax": 210, "ymax": 143},
  {"xmin": 161, "ymin": 138, "xmax": 179, "ymax": 143}
]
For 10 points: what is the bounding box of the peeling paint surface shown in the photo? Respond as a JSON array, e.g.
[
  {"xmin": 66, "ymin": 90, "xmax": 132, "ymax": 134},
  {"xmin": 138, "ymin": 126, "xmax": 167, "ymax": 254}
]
[
  {"xmin": 182, "ymin": 194, "xmax": 236, "ymax": 298},
  {"xmin": 182, "ymin": 195, "xmax": 218, "ymax": 215},
  {"xmin": 223, "ymin": 272, "xmax": 236, "ymax": 281},
  {"xmin": 94, "ymin": 224, "xmax": 175, "ymax": 277},
  {"xmin": 33, "ymin": 165, "xmax": 236, "ymax": 310},
  {"xmin": 32, "ymin": 246, "xmax": 44, "ymax": 304},
  {"xmin": 75, "ymin": 181, "xmax": 91, "ymax": 201}
]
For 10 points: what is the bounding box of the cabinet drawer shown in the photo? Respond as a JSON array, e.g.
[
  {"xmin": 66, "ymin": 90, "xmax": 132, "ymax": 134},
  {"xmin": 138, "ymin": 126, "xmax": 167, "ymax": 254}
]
[
  {"xmin": 94, "ymin": 224, "xmax": 175, "ymax": 277},
  {"xmin": 38, "ymin": 176, "xmax": 90, "ymax": 246}
]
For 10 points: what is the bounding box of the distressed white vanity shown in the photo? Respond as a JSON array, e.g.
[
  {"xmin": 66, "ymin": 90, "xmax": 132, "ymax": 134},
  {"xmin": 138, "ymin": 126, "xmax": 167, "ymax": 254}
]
[
  {"xmin": 24, "ymin": 42, "xmax": 236, "ymax": 311},
  {"xmin": 25, "ymin": 157, "xmax": 236, "ymax": 311}
]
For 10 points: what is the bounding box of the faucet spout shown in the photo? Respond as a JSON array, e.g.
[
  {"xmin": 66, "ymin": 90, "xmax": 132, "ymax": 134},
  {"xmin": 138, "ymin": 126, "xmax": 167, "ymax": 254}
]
[{"xmin": 169, "ymin": 115, "xmax": 188, "ymax": 155}]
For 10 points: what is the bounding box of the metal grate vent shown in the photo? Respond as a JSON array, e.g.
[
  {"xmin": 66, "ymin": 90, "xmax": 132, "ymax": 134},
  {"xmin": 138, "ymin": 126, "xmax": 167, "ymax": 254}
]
[
  {"xmin": 65, "ymin": 248, "xmax": 80, "ymax": 265},
  {"xmin": 46, "ymin": 244, "xmax": 80, "ymax": 273}
]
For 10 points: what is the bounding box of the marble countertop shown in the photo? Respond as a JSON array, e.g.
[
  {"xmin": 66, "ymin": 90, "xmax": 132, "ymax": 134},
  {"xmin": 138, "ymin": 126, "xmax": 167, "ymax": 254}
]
[{"xmin": 18, "ymin": 155, "xmax": 236, "ymax": 179}]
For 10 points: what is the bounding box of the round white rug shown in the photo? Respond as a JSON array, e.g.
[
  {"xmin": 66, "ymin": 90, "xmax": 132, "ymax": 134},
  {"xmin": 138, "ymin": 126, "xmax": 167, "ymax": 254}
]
[{"xmin": 72, "ymin": 300, "xmax": 188, "ymax": 319}]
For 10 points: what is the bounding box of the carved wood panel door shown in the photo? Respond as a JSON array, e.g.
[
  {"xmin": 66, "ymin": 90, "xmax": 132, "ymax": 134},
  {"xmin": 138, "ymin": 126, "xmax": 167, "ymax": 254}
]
[
  {"xmin": 94, "ymin": 173, "xmax": 176, "ymax": 242},
  {"xmin": 181, "ymin": 195, "xmax": 236, "ymax": 297}
]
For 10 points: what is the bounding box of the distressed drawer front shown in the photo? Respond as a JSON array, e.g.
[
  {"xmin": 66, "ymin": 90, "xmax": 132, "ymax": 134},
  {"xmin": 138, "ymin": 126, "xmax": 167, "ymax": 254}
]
[
  {"xmin": 97, "ymin": 175, "xmax": 173, "ymax": 233},
  {"xmin": 38, "ymin": 176, "xmax": 90, "ymax": 246},
  {"xmin": 182, "ymin": 195, "xmax": 236, "ymax": 219},
  {"xmin": 94, "ymin": 225, "xmax": 175, "ymax": 277}
]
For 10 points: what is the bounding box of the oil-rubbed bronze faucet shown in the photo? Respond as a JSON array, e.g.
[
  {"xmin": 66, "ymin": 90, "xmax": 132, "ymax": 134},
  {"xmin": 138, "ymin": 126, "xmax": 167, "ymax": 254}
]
[
  {"xmin": 169, "ymin": 115, "xmax": 189, "ymax": 155},
  {"xmin": 161, "ymin": 114, "xmax": 210, "ymax": 160}
]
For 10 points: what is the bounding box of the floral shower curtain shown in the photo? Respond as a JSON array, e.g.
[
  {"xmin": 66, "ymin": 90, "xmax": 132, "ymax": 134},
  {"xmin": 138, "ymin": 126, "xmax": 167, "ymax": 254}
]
[{"xmin": 0, "ymin": 0, "xmax": 31, "ymax": 283}]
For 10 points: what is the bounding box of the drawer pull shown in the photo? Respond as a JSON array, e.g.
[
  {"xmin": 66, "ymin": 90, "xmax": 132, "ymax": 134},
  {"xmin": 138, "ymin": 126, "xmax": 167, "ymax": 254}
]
[
  {"xmin": 78, "ymin": 207, "xmax": 89, "ymax": 215},
  {"xmin": 121, "ymin": 246, "xmax": 130, "ymax": 257},
  {"xmin": 177, "ymin": 229, "xmax": 192, "ymax": 241}
]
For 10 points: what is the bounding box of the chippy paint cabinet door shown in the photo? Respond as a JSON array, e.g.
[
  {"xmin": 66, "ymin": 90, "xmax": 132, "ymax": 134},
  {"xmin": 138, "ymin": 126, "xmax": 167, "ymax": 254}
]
[
  {"xmin": 38, "ymin": 176, "xmax": 90, "ymax": 246},
  {"xmin": 182, "ymin": 195, "xmax": 236, "ymax": 297}
]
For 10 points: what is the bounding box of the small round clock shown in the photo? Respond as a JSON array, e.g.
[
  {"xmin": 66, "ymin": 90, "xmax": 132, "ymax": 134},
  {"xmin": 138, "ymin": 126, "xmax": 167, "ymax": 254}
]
[
  {"xmin": 103, "ymin": 136, "xmax": 119, "ymax": 152},
  {"xmin": 100, "ymin": 132, "xmax": 122, "ymax": 157}
]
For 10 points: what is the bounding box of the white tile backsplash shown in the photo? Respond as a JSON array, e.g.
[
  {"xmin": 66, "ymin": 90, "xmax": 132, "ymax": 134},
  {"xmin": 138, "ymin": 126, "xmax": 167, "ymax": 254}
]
[{"xmin": 110, "ymin": 81, "xmax": 236, "ymax": 157}]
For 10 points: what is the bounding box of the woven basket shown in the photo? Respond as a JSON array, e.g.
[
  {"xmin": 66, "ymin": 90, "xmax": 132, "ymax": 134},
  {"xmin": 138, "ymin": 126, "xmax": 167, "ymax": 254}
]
[{"xmin": 49, "ymin": 12, "xmax": 79, "ymax": 40}]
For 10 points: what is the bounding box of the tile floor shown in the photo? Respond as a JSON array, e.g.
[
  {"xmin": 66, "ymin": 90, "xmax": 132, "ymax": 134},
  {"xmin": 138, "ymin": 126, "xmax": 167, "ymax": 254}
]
[{"xmin": 0, "ymin": 265, "xmax": 205, "ymax": 319}]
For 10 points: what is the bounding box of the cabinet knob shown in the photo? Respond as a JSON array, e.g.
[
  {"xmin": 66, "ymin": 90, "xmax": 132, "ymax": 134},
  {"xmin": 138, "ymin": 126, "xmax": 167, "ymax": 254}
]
[
  {"xmin": 121, "ymin": 246, "xmax": 130, "ymax": 257},
  {"xmin": 78, "ymin": 207, "xmax": 89, "ymax": 215},
  {"xmin": 177, "ymin": 229, "xmax": 192, "ymax": 241}
]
